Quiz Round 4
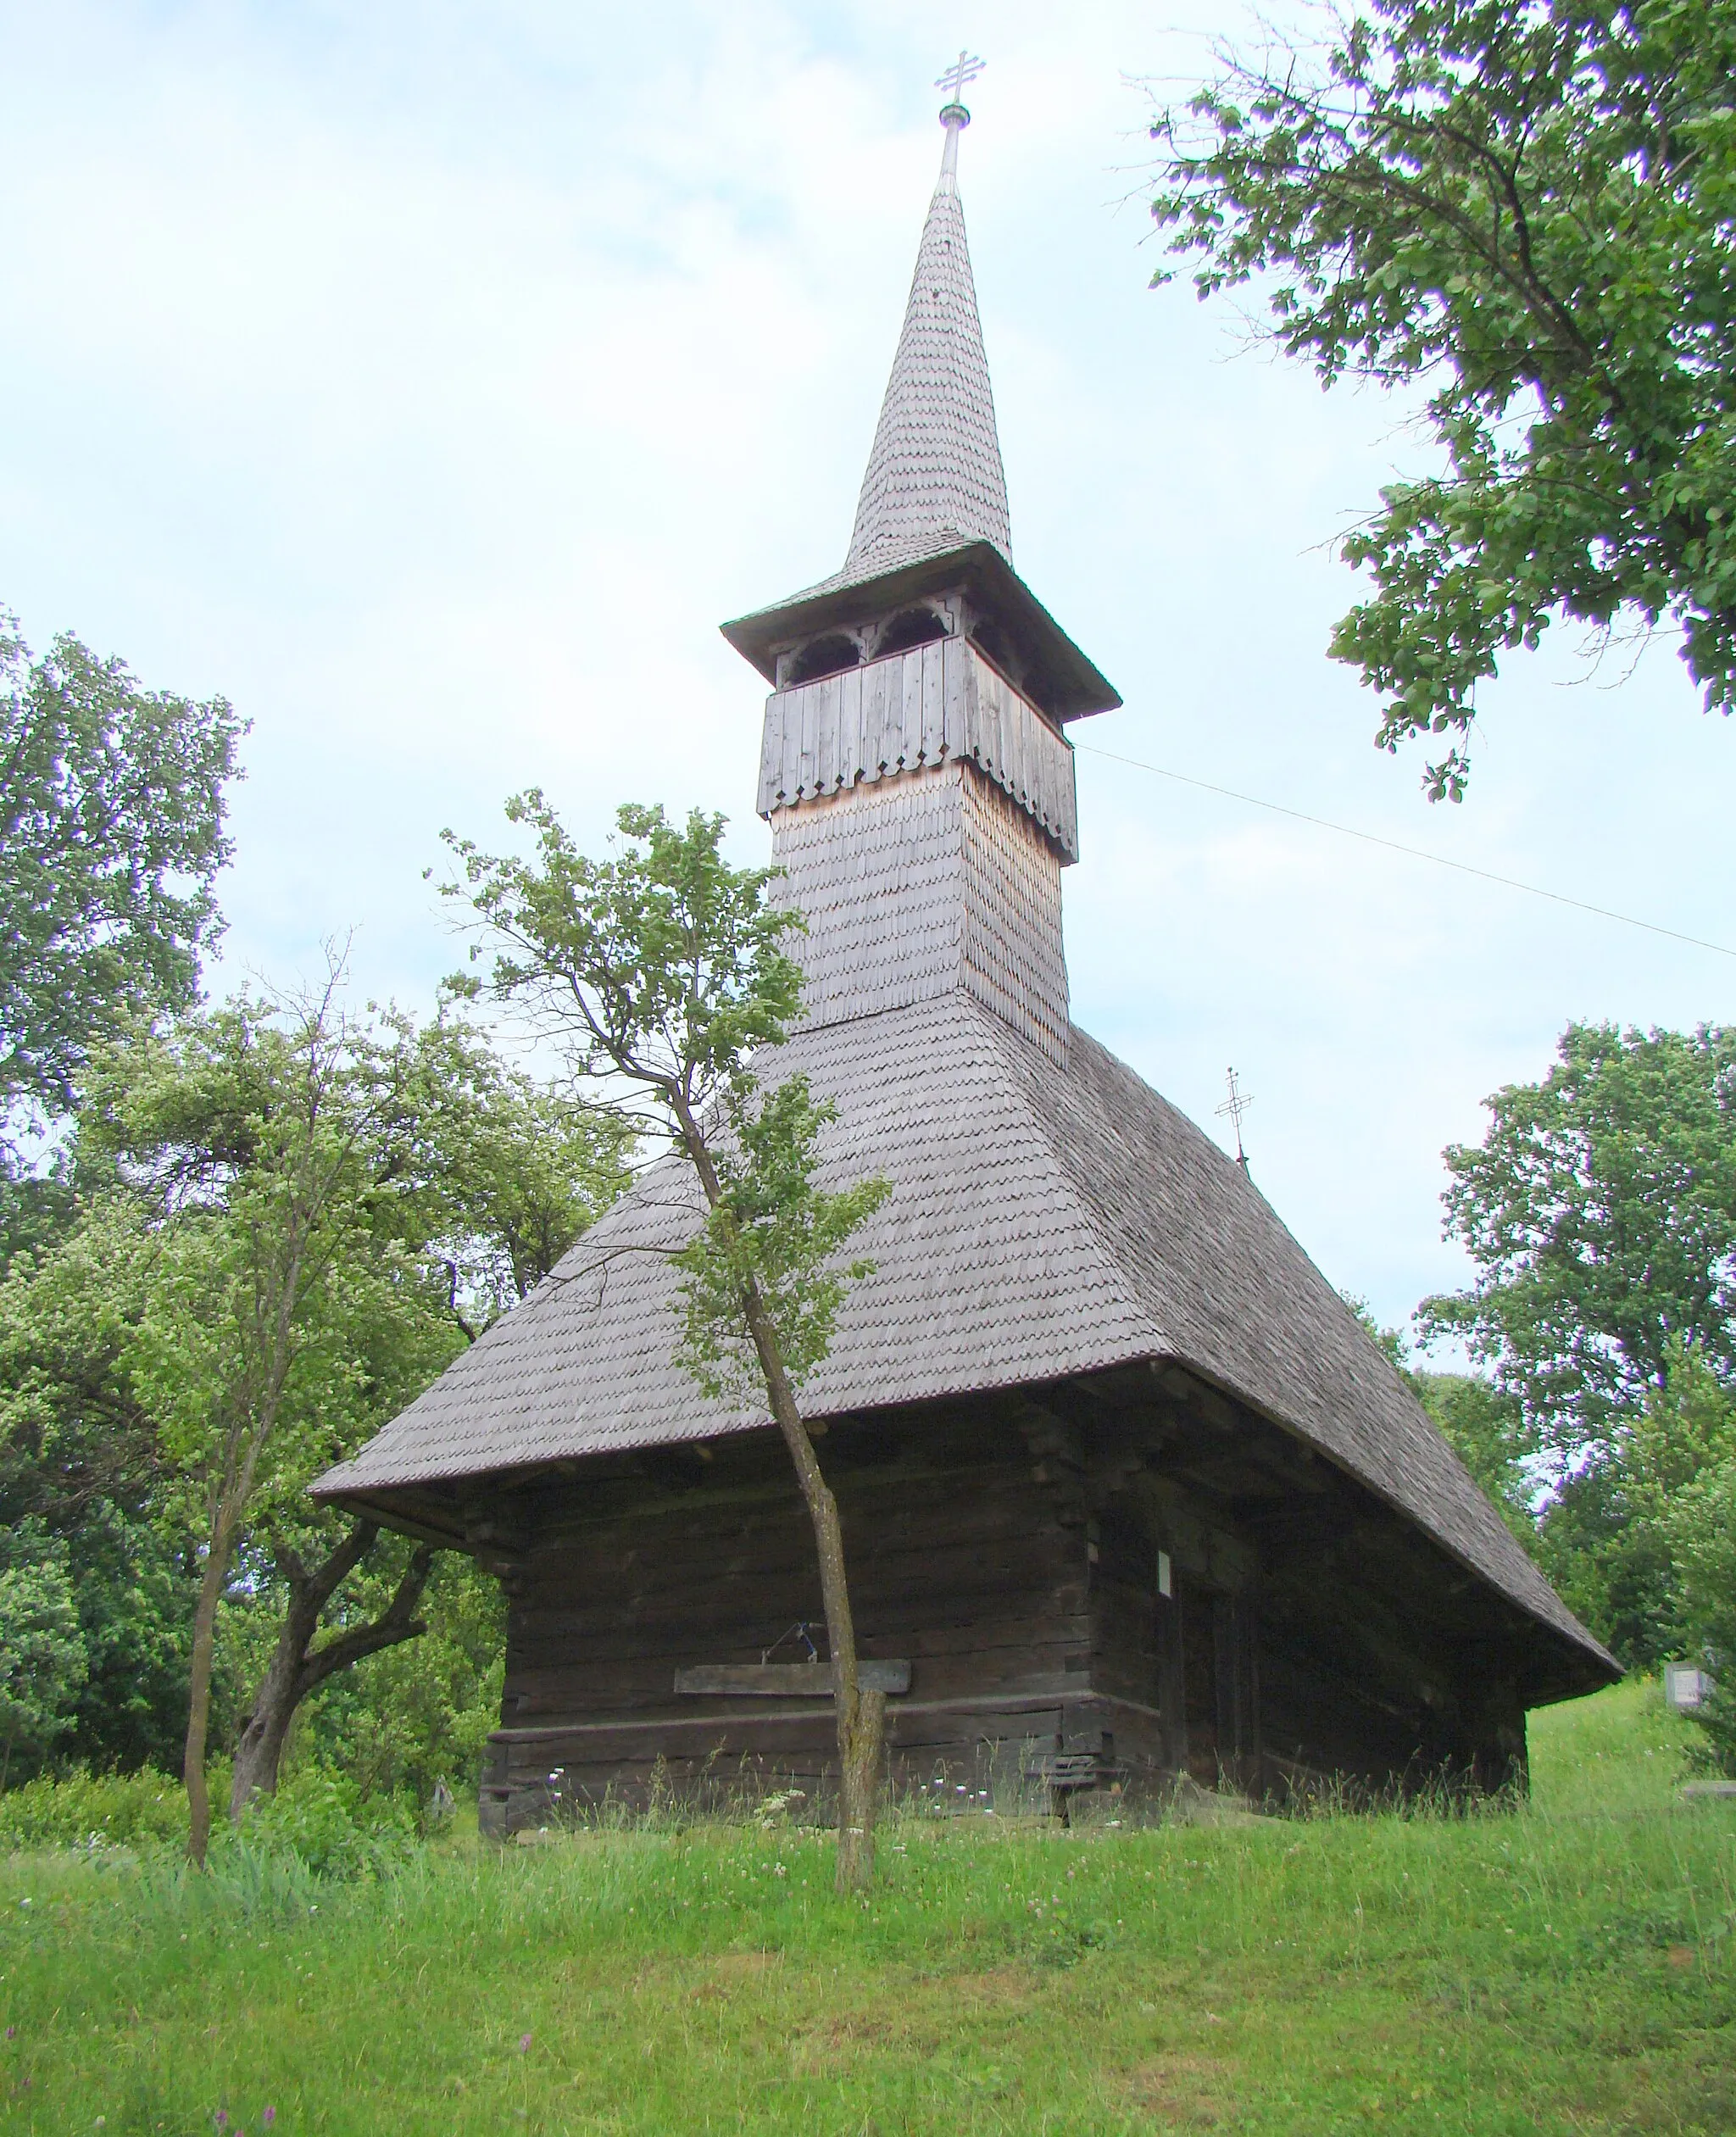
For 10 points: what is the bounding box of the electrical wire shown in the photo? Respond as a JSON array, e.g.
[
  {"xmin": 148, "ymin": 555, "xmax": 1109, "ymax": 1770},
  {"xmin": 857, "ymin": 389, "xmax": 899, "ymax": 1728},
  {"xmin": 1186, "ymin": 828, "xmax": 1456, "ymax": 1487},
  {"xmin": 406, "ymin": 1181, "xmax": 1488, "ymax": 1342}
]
[{"xmin": 1075, "ymin": 743, "xmax": 1736, "ymax": 963}]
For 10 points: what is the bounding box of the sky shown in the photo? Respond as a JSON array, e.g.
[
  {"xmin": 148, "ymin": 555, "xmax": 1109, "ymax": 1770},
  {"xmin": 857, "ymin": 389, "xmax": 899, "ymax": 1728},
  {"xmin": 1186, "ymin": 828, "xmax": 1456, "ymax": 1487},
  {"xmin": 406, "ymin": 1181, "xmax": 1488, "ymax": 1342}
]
[{"xmin": 3, "ymin": 0, "xmax": 1732, "ymax": 1344}]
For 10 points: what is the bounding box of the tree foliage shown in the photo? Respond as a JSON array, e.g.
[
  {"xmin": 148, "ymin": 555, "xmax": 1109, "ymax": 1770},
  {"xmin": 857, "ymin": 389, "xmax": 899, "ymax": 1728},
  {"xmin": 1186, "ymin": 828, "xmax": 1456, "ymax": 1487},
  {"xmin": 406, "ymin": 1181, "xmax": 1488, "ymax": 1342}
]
[
  {"xmin": 1149, "ymin": 0, "xmax": 1736, "ymax": 796},
  {"xmin": 1420, "ymin": 1022, "xmax": 1736, "ymax": 1454},
  {"xmin": 1414, "ymin": 1022, "xmax": 1736, "ymax": 1740},
  {"xmin": 0, "ymin": 614, "xmax": 242, "ymax": 1125},
  {"xmin": 446, "ymin": 793, "xmax": 806, "ymax": 1114},
  {"xmin": 1411, "ymin": 1369, "xmax": 1538, "ymax": 1538},
  {"xmin": 0, "ymin": 1525, "xmax": 87, "ymax": 1788},
  {"xmin": 0, "ymin": 966, "xmax": 626, "ymax": 1838},
  {"xmin": 1666, "ymin": 1404, "xmax": 1736, "ymax": 1768},
  {"xmin": 1532, "ymin": 1339, "xmax": 1736, "ymax": 1665},
  {"xmin": 1344, "ymin": 1295, "xmax": 1540, "ymax": 1540},
  {"xmin": 285, "ymin": 1552, "xmax": 506, "ymax": 1806},
  {"xmin": 672, "ymin": 1076, "xmax": 888, "ymax": 1406}
]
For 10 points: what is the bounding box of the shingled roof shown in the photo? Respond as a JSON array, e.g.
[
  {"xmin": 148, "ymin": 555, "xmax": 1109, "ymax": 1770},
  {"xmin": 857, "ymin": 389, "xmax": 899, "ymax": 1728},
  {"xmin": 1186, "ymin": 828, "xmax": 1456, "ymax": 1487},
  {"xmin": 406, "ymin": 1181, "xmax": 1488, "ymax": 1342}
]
[
  {"xmin": 314, "ymin": 988, "xmax": 1608, "ymax": 1673},
  {"xmin": 842, "ymin": 150, "xmax": 1010, "ymax": 579},
  {"xmin": 717, "ymin": 136, "xmax": 1120, "ymax": 721}
]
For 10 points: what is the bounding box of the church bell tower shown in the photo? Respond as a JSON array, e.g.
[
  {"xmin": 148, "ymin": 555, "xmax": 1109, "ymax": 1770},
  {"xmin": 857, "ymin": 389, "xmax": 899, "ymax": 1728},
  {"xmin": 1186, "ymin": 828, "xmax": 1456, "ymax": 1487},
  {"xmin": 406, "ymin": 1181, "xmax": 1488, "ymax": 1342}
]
[{"xmin": 721, "ymin": 65, "xmax": 1120, "ymax": 1067}]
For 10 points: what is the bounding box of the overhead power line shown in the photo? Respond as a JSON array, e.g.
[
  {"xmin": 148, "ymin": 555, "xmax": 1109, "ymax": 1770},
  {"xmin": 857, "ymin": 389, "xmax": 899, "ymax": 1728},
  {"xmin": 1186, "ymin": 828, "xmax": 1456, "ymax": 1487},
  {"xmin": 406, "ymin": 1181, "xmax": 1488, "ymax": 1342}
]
[{"xmin": 1075, "ymin": 743, "xmax": 1736, "ymax": 963}]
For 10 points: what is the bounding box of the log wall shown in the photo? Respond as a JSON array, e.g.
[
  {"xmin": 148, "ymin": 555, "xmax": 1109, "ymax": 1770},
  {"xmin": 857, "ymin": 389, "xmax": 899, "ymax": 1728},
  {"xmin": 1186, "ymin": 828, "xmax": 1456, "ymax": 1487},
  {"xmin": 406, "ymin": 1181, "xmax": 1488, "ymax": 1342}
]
[
  {"xmin": 484, "ymin": 1442, "xmax": 1104, "ymax": 1833},
  {"xmin": 476, "ymin": 1378, "xmax": 1532, "ymax": 1834}
]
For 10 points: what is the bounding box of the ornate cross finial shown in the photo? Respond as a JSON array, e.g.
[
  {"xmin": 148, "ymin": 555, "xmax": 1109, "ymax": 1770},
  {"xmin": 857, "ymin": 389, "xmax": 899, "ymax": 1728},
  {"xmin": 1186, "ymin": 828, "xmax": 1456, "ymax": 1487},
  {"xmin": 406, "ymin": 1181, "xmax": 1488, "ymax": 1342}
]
[
  {"xmin": 934, "ymin": 51, "xmax": 984, "ymax": 181},
  {"xmin": 1216, "ymin": 1066, "xmax": 1255, "ymax": 1173},
  {"xmin": 936, "ymin": 50, "xmax": 986, "ymax": 114}
]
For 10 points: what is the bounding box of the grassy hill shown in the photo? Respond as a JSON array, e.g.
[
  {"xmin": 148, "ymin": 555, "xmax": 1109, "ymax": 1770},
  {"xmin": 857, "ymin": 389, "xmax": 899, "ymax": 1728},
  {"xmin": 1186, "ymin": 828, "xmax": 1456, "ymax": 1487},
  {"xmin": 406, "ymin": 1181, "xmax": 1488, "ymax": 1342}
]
[{"xmin": 2, "ymin": 1678, "xmax": 1732, "ymax": 2134}]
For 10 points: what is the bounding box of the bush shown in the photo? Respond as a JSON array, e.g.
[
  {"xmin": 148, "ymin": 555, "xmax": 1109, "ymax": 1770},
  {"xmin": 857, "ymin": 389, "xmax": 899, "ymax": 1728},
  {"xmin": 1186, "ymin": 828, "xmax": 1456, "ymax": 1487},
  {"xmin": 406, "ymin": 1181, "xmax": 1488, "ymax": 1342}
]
[
  {"xmin": 0, "ymin": 1758, "xmax": 415, "ymax": 1878},
  {"xmin": 233, "ymin": 1762, "xmax": 416, "ymax": 1878},
  {"xmin": 0, "ymin": 1764, "xmax": 188, "ymax": 1851}
]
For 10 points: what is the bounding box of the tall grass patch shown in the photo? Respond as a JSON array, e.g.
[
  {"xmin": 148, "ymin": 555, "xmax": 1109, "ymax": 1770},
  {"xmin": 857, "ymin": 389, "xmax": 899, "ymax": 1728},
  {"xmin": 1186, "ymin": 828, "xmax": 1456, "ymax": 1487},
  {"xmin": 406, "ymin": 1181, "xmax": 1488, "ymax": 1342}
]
[{"xmin": 2, "ymin": 1680, "xmax": 1732, "ymax": 2134}]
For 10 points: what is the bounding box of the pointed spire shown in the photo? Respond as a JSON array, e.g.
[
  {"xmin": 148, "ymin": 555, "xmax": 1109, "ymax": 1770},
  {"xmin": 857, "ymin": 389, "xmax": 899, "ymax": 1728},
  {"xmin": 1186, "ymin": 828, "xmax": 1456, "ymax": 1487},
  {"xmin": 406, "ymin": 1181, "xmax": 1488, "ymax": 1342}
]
[{"xmin": 843, "ymin": 62, "xmax": 1011, "ymax": 577}]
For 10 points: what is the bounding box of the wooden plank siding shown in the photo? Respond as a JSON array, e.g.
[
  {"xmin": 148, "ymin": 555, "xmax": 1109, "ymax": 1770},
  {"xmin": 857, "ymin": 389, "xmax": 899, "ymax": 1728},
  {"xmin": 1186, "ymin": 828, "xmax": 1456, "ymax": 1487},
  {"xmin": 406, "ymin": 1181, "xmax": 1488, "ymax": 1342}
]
[
  {"xmin": 756, "ymin": 637, "xmax": 1079, "ymax": 864},
  {"xmin": 483, "ymin": 1447, "xmax": 1103, "ymax": 1829},
  {"xmin": 475, "ymin": 1379, "xmax": 1536, "ymax": 1834}
]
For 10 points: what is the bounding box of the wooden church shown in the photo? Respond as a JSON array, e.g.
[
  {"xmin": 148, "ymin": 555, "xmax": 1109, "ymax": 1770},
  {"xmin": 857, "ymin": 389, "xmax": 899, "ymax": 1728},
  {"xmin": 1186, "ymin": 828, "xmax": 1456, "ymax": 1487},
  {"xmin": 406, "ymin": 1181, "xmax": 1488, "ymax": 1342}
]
[{"xmin": 314, "ymin": 85, "xmax": 1616, "ymax": 1831}]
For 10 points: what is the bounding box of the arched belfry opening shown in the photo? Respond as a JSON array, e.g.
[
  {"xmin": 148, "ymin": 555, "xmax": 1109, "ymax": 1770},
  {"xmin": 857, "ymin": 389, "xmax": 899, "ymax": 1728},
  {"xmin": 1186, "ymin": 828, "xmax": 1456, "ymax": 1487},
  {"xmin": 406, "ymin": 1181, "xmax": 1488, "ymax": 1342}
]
[
  {"xmin": 783, "ymin": 633, "xmax": 862, "ymax": 687},
  {"xmin": 875, "ymin": 606, "xmax": 949, "ymax": 659},
  {"xmin": 315, "ymin": 58, "xmax": 1618, "ymax": 1837}
]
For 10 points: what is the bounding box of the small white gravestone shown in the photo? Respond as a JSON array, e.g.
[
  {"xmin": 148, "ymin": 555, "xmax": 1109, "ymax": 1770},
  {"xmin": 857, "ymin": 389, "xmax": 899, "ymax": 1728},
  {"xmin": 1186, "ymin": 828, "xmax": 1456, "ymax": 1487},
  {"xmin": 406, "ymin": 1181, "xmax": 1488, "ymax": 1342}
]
[{"xmin": 1664, "ymin": 1662, "xmax": 1713, "ymax": 1712}]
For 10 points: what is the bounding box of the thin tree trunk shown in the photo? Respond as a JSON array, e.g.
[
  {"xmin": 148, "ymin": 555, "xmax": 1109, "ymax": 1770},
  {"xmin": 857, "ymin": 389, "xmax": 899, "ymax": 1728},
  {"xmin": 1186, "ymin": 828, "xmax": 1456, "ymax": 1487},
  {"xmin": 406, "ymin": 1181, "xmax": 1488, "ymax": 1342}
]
[
  {"xmin": 183, "ymin": 1516, "xmax": 234, "ymax": 1869},
  {"xmin": 672, "ymin": 1094, "xmax": 883, "ymax": 1889},
  {"xmin": 230, "ymin": 1526, "xmax": 434, "ymax": 1818},
  {"xmin": 740, "ymin": 1285, "xmax": 882, "ymax": 1890}
]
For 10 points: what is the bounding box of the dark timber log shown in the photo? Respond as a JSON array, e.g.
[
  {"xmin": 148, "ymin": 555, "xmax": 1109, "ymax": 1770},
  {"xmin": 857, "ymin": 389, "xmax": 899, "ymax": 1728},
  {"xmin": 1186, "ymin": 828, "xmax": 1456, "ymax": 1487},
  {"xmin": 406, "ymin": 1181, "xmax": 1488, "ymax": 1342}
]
[
  {"xmin": 423, "ymin": 1380, "xmax": 1563, "ymax": 1835},
  {"xmin": 675, "ymin": 1661, "xmax": 911, "ymax": 1695}
]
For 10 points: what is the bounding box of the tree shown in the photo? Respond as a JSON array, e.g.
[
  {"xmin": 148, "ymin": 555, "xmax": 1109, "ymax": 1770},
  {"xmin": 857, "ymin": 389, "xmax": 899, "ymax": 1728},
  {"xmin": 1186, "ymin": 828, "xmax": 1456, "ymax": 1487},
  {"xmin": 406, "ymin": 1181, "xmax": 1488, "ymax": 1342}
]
[
  {"xmin": 0, "ymin": 1210, "xmax": 200, "ymax": 1774},
  {"xmin": 1419, "ymin": 1023, "xmax": 1736, "ymax": 1455},
  {"xmin": 0, "ymin": 1524, "xmax": 87, "ymax": 1789},
  {"xmin": 1148, "ymin": 0, "xmax": 1736, "ymax": 797},
  {"xmin": 0, "ymin": 974, "xmax": 625, "ymax": 1823},
  {"xmin": 287, "ymin": 1551, "xmax": 506, "ymax": 1806},
  {"xmin": 1535, "ymin": 1338, "xmax": 1736, "ymax": 1665},
  {"xmin": 1411, "ymin": 1370, "xmax": 1538, "ymax": 1540},
  {"xmin": 78, "ymin": 976, "xmax": 449, "ymax": 1862},
  {"xmin": 0, "ymin": 613, "xmax": 242, "ymax": 1128},
  {"xmin": 1667, "ymin": 1400, "xmax": 1736, "ymax": 1770},
  {"xmin": 443, "ymin": 797, "xmax": 892, "ymax": 1889},
  {"xmin": 54, "ymin": 966, "xmax": 623, "ymax": 1860}
]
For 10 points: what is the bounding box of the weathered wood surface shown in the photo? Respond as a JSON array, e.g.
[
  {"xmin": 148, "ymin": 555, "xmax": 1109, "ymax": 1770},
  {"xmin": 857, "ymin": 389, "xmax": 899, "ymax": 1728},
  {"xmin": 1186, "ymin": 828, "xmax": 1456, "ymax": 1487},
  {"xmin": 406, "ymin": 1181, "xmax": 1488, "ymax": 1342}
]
[
  {"xmin": 478, "ymin": 1389, "xmax": 1542, "ymax": 1831},
  {"xmin": 673, "ymin": 1661, "xmax": 912, "ymax": 1696},
  {"xmin": 758, "ymin": 637, "xmax": 1078, "ymax": 862},
  {"xmin": 486, "ymin": 1445, "xmax": 1092, "ymax": 1823}
]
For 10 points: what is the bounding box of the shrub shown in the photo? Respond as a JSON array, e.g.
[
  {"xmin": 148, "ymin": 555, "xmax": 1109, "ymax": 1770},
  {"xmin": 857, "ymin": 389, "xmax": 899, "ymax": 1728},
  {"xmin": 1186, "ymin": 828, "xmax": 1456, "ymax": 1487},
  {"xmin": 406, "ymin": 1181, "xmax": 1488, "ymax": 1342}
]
[
  {"xmin": 0, "ymin": 1764, "xmax": 188, "ymax": 1851},
  {"xmin": 234, "ymin": 1762, "xmax": 416, "ymax": 1878}
]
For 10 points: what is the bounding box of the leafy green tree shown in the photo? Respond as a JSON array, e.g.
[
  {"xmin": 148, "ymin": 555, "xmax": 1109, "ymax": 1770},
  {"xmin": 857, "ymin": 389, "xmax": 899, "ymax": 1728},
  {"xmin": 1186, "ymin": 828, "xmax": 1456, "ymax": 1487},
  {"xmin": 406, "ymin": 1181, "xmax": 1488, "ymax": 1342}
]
[
  {"xmin": 1667, "ymin": 1415, "xmax": 1736, "ymax": 1770},
  {"xmin": 13, "ymin": 966, "xmax": 622, "ymax": 1861},
  {"xmin": 1149, "ymin": 0, "xmax": 1736, "ymax": 797},
  {"xmin": 444, "ymin": 797, "xmax": 892, "ymax": 1889},
  {"xmin": 292, "ymin": 1553, "xmax": 505, "ymax": 1806},
  {"xmin": 0, "ymin": 612, "xmax": 242, "ymax": 1129},
  {"xmin": 70, "ymin": 976, "xmax": 454, "ymax": 1862},
  {"xmin": 1419, "ymin": 1023, "xmax": 1736, "ymax": 1457},
  {"xmin": 1535, "ymin": 1340, "xmax": 1736, "ymax": 1666},
  {"xmin": 0, "ymin": 986, "xmax": 621, "ymax": 1817},
  {"xmin": 0, "ymin": 1524, "xmax": 87, "ymax": 1788},
  {"xmin": 0, "ymin": 1199, "xmax": 201, "ymax": 1773},
  {"xmin": 415, "ymin": 1037, "xmax": 631, "ymax": 1335}
]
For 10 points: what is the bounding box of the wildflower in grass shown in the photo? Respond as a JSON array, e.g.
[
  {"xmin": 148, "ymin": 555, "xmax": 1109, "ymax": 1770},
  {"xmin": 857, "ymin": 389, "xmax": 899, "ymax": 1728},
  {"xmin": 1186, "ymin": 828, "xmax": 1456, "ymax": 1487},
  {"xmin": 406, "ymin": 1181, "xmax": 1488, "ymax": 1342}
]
[
  {"xmin": 519, "ymin": 2033, "xmax": 532, "ymax": 2052},
  {"xmin": 262, "ymin": 2112, "xmax": 275, "ymax": 2128}
]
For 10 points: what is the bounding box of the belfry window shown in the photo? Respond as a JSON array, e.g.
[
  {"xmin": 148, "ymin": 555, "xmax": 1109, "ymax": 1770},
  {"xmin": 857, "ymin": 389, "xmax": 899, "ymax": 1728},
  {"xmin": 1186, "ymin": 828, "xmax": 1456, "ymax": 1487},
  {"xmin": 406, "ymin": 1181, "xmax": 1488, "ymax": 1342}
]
[
  {"xmin": 876, "ymin": 606, "xmax": 949, "ymax": 659},
  {"xmin": 787, "ymin": 634, "xmax": 861, "ymax": 685}
]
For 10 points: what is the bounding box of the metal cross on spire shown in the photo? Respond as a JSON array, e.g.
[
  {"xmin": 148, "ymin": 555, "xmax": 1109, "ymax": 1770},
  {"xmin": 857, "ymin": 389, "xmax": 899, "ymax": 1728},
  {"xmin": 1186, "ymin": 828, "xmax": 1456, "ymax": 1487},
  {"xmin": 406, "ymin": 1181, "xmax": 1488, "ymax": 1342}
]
[
  {"xmin": 1216, "ymin": 1066, "xmax": 1255, "ymax": 1173},
  {"xmin": 936, "ymin": 49, "xmax": 986, "ymax": 110},
  {"xmin": 934, "ymin": 51, "xmax": 985, "ymax": 181}
]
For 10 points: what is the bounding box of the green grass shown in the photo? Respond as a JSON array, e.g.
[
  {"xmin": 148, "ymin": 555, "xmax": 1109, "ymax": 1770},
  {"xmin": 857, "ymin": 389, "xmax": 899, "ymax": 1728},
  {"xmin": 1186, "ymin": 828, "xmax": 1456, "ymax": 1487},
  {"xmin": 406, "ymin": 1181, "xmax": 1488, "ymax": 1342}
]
[{"xmin": 3, "ymin": 1681, "xmax": 1733, "ymax": 2134}]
